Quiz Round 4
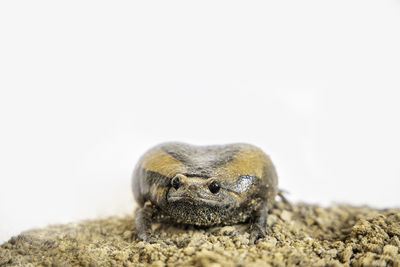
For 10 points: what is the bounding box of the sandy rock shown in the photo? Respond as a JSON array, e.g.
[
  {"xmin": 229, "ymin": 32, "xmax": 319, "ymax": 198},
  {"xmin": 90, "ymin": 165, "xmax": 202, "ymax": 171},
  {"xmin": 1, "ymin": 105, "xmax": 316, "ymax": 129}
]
[{"xmin": 1, "ymin": 202, "xmax": 399, "ymax": 266}]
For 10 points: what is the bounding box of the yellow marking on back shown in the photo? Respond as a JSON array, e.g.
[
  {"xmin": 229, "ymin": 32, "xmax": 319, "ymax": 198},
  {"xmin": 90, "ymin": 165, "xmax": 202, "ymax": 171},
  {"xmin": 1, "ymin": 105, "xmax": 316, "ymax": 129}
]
[
  {"xmin": 215, "ymin": 147, "xmax": 267, "ymax": 181},
  {"xmin": 140, "ymin": 148, "xmax": 186, "ymax": 178}
]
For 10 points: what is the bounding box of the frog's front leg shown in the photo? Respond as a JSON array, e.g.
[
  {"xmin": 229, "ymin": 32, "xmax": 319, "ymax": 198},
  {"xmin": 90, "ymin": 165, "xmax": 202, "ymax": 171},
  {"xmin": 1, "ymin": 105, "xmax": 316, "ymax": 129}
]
[
  {"xmin": 248, "ymin": 205, "xmax": 268, "ymax": 245},
  {"xmin": 135, "ymin": 200, "xmax": 157, "ymax": 243}
]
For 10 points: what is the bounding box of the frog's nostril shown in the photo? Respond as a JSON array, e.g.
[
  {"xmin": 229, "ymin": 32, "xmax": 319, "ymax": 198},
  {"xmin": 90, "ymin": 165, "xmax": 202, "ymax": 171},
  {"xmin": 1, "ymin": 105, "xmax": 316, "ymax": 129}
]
[{"xmin": 171, "ymin": 176, "xmax": 182, "ymax": 189}]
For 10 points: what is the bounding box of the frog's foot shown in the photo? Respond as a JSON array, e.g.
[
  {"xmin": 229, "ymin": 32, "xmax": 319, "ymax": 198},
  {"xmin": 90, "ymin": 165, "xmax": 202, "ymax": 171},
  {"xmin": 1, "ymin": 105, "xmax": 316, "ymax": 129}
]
[
  {"xmin": 137, "ymin": 232, "xmax": 157, "ymax": 244},
  {"xmin": 248, "ymin": 223, "xmax": 266, "ymax": 245},
  {"xmin": 209, "ymin": 225, "xmax": 241, "ymax": 237},
  {"xmin": 135, "ymin": 201, "xmax": 156, "ymax": 243}
]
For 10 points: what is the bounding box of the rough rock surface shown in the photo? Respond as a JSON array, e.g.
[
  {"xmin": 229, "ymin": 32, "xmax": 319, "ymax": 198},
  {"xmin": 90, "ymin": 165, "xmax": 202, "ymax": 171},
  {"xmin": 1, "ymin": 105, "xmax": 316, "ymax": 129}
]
[{"xmin": 1, "ymin": 202, "xmax": 399, "ymax": 266}]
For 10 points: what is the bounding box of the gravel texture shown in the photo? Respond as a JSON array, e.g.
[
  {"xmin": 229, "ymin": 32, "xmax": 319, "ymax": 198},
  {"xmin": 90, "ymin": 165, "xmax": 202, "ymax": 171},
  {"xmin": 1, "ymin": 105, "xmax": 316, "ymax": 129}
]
[{"xmin": 1, "ymin": 201, "xmax": 399, "ymax": 266}]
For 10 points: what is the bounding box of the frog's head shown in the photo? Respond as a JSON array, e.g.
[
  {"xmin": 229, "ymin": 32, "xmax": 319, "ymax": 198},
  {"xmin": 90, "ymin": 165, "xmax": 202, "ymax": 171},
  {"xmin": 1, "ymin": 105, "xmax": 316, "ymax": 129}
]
[
  {"xmin": 167, "ymin": 173, "xmax": 260, "ymax": 207},
  {"xmin": 165, "ymin": 172, "xmax": 269, "ymax": 225}
]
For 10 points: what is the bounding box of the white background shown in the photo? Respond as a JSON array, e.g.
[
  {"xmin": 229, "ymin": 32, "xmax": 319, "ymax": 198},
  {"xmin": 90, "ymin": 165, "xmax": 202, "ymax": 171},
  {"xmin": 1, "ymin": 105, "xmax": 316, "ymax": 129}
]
[{"xmin": 1, "ymin": 1, "xmax": 400, "ymax": 243}]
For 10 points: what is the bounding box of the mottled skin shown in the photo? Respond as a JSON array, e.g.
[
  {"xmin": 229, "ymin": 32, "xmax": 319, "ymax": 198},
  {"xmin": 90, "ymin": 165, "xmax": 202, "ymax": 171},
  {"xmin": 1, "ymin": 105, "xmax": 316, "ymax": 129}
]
[{"xmin": 132, "ymin": 142, "xmax": 278, "ymax": 244}]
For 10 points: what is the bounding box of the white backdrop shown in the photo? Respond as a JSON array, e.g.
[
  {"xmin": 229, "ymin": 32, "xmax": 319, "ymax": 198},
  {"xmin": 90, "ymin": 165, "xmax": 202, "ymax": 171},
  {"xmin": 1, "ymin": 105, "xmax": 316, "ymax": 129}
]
[{"xmin": 1, "ymin": 0, "xmax": 400, "ymax": 243}]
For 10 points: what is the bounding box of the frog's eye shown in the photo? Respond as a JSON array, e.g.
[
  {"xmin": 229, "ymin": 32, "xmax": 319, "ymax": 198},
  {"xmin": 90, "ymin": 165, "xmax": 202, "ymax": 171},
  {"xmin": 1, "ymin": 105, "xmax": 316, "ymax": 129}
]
[
  {"xmin": 208, "ymin": 180, "xmax": 220, "ymax": 194},
  {"xmin": 171, "ymin": 176, "xmax": 182, "ymax": 189}
]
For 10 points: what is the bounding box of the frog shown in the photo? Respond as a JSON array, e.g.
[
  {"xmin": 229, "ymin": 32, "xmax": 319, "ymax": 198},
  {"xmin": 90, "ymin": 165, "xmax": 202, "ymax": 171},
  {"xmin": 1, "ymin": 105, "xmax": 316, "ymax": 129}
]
[{"xmin": 131, "ymin": 142, "xmax": 278, "ymax": 245}]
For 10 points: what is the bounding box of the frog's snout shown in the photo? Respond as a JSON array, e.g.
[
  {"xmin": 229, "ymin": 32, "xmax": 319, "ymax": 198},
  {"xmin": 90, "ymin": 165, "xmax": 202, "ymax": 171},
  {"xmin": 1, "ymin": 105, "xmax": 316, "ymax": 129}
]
[
  {"xmin": 169, "ymin": 174, "xmax": 213, "ymax": 199},
  {"xmin": 171, "ymin": 174, "xmax": 203, "ymax": 192}
]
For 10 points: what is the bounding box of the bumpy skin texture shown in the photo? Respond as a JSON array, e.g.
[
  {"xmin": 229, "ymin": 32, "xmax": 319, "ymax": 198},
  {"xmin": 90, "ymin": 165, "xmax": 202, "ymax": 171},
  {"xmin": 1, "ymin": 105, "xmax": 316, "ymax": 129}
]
[{"xmin": 132, "ymin": 142, "xmax": 278, "ymax": 244}]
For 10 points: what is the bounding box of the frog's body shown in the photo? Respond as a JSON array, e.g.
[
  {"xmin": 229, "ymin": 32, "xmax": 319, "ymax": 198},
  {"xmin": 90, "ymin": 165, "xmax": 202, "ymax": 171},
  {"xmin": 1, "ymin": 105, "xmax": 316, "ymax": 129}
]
[{"xmin": 132, "ymin": 142, "xmax": 278, "ymax": 244}]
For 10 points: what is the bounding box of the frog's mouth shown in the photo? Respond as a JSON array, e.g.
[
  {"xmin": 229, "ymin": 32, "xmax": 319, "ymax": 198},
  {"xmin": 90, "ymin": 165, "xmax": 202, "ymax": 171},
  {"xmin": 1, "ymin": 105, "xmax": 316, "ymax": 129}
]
[
  {"xmin": 168, "ymin": 196, "xmax": 221, "ymax": 206},
  {"xmin": 163, "ymin": 195, "xmax": 248, "ymax": 226}
]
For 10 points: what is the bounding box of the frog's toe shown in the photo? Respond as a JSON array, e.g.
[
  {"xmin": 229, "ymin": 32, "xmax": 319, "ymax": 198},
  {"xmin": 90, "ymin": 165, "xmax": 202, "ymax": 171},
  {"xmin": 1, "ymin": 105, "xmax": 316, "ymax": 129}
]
[
  {"xmin": 145, "ymin": 236, "xmax": 157, "ymax": 244},
  {"xmin": 138, "ymin": 232, "xmax": 157, "ymax": 243},
  {"xmin": 248, "ymin": 224, "xmax": 266, "ymax": 245}
]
